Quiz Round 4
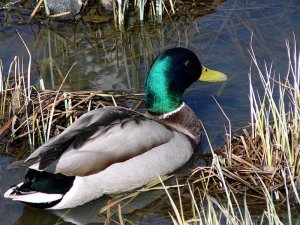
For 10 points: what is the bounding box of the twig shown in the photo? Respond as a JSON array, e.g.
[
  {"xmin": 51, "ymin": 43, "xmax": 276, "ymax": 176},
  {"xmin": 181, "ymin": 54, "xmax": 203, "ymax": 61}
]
[{"xmin": 28, "ymin": 0, "xmax": 44, "ymax": 23}]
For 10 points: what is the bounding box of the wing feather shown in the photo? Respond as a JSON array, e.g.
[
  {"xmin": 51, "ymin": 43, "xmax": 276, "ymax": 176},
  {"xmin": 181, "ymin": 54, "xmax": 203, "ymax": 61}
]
[
  {"xmin": 20, "ymin": 107, "xmax": 175, "ymax": 176},
  {"xmin": 24, "ymin": 107, "xmax": 133, "ymax": 168}
]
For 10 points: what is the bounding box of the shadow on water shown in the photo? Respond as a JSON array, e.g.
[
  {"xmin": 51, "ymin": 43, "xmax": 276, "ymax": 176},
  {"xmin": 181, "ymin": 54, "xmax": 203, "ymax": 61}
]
[{"xmin": 0, "ymin": 0, "xmax": 300, "ymax": 224}]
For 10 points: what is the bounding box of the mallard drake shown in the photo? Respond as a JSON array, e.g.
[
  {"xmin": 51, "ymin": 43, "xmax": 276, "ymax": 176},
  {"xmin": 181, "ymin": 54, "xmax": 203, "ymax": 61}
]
[{"xmin": 4, "ymin": 48, "xmax": 227, "ymax": 209}]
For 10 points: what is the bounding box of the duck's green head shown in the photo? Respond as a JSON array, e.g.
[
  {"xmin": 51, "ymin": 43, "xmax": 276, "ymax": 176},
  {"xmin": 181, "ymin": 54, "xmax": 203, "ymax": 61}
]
[{"xmin": 145, "ymin": 47, "xmax": 227, "ymax": 115}]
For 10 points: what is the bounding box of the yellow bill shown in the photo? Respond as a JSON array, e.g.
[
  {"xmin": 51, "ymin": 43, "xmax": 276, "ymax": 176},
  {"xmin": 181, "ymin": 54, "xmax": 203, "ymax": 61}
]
[{"xmin": 198, "ymin": 66, "xmax": 227, "ymax": 82}]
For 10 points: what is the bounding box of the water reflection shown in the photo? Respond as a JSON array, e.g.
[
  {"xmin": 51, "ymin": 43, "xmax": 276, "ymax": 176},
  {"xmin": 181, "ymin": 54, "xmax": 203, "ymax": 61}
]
[
  {"xmin": 0, "ymin": 0, "xmax": 300, "ymax": 224},
  {"xmin": 1, "ymin": 1, "xmax": 226, "ymax": 92},
  {"xmin": 35, "ymin": 19, "xmax": 206, "ymax": 92},
  {"xmin": 14, "ymin": 189, "xmax": 167, "ymax": 225}
]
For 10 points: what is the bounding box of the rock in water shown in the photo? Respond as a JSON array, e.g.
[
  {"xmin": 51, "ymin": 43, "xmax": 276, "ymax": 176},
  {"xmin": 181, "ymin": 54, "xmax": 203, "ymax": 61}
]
[{"xmin": 46, "ymin": 0, "xmax": 83, "ymax": 19}]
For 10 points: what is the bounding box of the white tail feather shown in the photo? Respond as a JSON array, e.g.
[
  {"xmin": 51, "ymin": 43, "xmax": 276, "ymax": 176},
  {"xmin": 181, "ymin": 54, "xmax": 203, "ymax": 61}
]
[{"xmin": 4, "ymin": 183, "xmax": 63, "ymax": 204}]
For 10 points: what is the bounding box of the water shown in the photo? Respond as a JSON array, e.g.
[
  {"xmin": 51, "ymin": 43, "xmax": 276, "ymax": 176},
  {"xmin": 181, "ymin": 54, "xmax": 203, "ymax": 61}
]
[{"xmin": 0, "ymin": 0, "xmax": 300, "ymax": 224}]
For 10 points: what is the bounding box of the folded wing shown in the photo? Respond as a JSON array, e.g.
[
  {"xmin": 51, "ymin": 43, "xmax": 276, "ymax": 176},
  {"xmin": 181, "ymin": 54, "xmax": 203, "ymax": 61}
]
[{"xmin": 22, "ymin": 107, "xmax": 174, "ymax": 176}]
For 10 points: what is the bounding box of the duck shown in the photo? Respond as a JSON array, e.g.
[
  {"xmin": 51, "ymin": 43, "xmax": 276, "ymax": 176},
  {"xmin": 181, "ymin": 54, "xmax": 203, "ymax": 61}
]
[{"xmin": 4, "ymin": 47, "xmax": 227, "ymax": 210}]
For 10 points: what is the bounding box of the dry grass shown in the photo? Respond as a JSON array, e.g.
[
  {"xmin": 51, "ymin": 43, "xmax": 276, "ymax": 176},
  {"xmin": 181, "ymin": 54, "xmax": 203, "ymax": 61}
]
[
  {"xmin": 0, "ymin": 55, "xmax": 144, "ymax": 151},
  {"xmin": 188, "ymin": 36, "xmax": 300, "ymax": 216},
  {"xmin": 11, "ymin": 88, "xmax": 143, "ymax": 143}
]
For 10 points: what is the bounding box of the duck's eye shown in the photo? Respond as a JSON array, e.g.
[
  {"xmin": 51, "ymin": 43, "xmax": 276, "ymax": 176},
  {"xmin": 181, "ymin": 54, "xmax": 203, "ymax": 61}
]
[{"xmin": 184, "ymin": 60, "xmax": 191, "ymax": 68}]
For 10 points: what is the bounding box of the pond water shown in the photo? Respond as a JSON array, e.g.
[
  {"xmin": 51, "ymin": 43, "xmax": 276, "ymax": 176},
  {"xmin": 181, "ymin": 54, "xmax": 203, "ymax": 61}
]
[{"xmin": 0, "ymin": 0, "xmax": 300, "ymax": 224}]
